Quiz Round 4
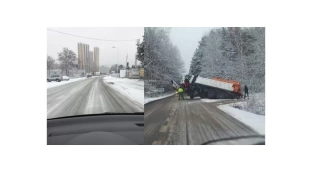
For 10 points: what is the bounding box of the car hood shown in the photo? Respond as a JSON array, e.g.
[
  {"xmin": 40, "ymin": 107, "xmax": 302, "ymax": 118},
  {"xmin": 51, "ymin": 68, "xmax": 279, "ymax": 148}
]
[{"xmin": 201, "ymin": 135, "xmax": 265, "ymax": 145}]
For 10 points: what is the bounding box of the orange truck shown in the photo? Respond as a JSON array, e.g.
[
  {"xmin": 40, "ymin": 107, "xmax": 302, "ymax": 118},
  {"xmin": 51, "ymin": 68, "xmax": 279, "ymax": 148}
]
[
  {"xmin": 212, "ymin": 77, "xmax": 242, "ymax": 94},
  {"xmin": 173, "ymin": 75, "xmax": 242, "ymax": 99}
]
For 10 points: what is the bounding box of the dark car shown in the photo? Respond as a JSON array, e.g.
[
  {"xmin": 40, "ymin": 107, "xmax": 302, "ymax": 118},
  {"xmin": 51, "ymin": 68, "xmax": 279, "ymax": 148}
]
[{"xmin": 87, "ymin": 75, "xmax": 92, "ymax": 78}]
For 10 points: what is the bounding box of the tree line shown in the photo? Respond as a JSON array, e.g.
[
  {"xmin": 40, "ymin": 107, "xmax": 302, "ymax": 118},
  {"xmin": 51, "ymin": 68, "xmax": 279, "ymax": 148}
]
[
  {"xmin": 47, "ymin": 48, "xmax": 78, "ymax": 76},
  {"xmin": 189, "ymin": 27, "xmax": 265, "ymax": 93},
  {"xmin": 143, "ymin": 27, "xmax": 185, "ymax": 93}
]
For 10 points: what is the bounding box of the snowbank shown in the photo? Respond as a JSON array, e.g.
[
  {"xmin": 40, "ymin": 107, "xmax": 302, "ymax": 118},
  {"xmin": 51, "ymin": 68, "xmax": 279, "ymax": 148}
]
[
  {"xmin": 227, "ymin": 93, "xmax": 265, "ymax": 115},
  {"xmin": 103, "ymin": 76, "xmax": 144, "ymax": 105},
  {"xmin": 144, "ymin": 92, "xmax": 176, "ymax": 104},
  {"xmin": 218, "ymin": 104, "xmax": 265, "ymax": 135},
  {"xmin": 47, "ymin": 77, "xmax": 87, "ymax": 89},
  {"xmin": 200, "ymin": 99, "xmax": 223, "ymax": 103}
]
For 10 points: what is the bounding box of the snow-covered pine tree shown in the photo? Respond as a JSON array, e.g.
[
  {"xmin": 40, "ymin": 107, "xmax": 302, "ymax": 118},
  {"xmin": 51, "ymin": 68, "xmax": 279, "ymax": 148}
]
[{"xmin": 144, "ymin": 27, "xmax": 185, "ymax": 94}]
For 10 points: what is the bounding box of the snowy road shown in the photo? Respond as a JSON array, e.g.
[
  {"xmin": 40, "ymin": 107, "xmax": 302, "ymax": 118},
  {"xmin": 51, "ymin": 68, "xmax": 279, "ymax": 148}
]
[
  {"xmin": 47, "ymin": 76, "xmax": 143, "ymax": 119},
  {"xmin": 103, "ymin": 76, "xmax": 144, "ymax": 105},
  {"xmin": 144, "ymin": 94, "xmax": 260, "ymax": 145}
]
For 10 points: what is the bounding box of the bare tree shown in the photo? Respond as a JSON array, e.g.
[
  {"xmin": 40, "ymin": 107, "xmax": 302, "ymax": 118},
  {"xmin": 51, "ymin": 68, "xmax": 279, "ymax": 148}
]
[
  {"xmin": 57, "ymin": 48, "xmax": 77, "ymax": 75},
  {"xmin": 47, "ymin": 55, "xmax": 55, "ymax": 76},
  {"xmin": 109, "ymin": 64, "xmax": 117, "ymax": 73},
  {"xmin": 118, "ymin": 65, "xmax": 124, "ymax": 73},
  {"xmin": 136, "ymin": 38, "xmax": 144, "ymax": 64}
]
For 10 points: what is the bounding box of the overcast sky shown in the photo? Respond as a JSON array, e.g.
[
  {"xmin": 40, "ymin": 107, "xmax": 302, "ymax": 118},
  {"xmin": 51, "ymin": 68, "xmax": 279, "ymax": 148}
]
[
  {"xmin": 47, "ymin": 27, "xmax": 143, "ymax": 67},
  {"xmin": 170, "ymin": 27, "xmax": 214, "ymax": 74}
]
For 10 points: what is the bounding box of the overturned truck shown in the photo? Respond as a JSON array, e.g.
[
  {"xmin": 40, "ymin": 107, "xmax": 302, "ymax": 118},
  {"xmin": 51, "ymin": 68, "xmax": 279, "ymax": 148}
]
[{"xmin": 171, "ymin": 75, "xmax": 242, "ymax": 99}]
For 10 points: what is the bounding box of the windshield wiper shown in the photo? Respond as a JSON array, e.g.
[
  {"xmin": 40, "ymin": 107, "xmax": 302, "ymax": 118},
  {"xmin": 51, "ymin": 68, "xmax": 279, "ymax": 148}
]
[
  {"xmin": 48, "ymin": 112, "xmax": 144, "ymax": 120},
  {"xmin": 201, "ymin": 135, "xmax": 265, "ymax": 145}
]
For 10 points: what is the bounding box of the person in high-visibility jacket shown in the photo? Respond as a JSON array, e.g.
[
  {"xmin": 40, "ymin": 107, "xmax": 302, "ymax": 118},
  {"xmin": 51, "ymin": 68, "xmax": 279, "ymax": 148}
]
[{"xmin": 178, "ymin": 87, "xmax": 184, "ymax": 100}]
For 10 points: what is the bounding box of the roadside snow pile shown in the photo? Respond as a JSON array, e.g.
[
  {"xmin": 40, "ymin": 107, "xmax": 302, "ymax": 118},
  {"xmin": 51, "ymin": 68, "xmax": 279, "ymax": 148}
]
[
  {"xmin": 228, "ymin": 93, "xmax": 265, "ymax": 115},
  {"xmin": 47, "ymin": 77, "xmax": 87, "ymax": 89},
  {"xmin": 144, "ymin": 92, "xmax": 176, "ymax": 104},
  {"xmin": 103, "ymin": 75, "xmax": 113, "ymax": 80},
  {"xmin": 218, "ymin": 104, "xmax": 265, "ymax": 135},
  {"xmin": 201, "ymin": 99, "xmax": 223, "ymax": 103},
  {"xmin": 103, "ymin": 76, "xmax": 144, "ymax": 105}
]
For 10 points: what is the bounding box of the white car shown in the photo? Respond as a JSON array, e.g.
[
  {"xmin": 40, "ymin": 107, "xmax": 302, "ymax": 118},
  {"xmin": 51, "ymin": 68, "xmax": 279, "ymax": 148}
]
[{"xmin": 61, "ymin": 75, "xmax": 70, "ymax": 81}]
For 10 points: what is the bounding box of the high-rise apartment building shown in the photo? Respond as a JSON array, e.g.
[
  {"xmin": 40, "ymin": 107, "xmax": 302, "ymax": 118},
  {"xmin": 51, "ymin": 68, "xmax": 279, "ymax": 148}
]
[
  {"xmin": 94, "ymin": 47, "xmax": 99, "ymax": 72},
  {"xmin": 78, "ymin": 43, "xmax": 89, "ymax": 71},
  {"xmin": 78, "ymin": 43, "xmax": 99, "ymax": 74},
  {"xmin": 89, "ymin": 51, "xmax": 94, "ymax": 73}
]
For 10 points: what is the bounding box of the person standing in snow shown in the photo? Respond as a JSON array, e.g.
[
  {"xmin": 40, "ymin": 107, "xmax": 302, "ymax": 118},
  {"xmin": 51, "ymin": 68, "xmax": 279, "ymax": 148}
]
[{"xmin": 244, "ymin": 85, "xmax": 249, "ymax": 99}]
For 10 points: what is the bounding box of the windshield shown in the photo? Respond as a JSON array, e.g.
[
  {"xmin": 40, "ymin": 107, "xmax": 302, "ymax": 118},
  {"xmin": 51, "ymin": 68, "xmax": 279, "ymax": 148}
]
[
  {"xmin": 47, "ymin": 27, "xmax": 144, "ymax": 119},
  {"xmin": 144, "ymin": 27, "xmax": 265, "ymax": 145},
  {"xmin": 47, "ymin": 27, "xmax": 265, "ymax": 145}
]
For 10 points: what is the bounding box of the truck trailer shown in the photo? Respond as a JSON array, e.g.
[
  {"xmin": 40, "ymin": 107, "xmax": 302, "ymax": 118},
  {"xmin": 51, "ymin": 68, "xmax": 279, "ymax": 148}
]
[{"xmin": 172, "ymin": 75, "xmax": 242, "ymax": 99}]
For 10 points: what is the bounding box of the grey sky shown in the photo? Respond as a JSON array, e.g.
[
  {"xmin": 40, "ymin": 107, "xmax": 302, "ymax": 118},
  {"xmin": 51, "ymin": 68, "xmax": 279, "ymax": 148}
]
[
  {"xmin": 47, "ymin": 27, "xmax": 143, "ymax": 67},
  {"xmin": 170, "ymin": 27, "xmax": 214, "ymax": 74}
]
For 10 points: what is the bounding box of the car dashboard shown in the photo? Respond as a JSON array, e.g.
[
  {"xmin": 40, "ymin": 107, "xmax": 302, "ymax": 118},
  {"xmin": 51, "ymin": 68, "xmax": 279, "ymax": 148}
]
[{"xmin": 47, "ymin": 113, "xmax": 144, "ymax": 145}]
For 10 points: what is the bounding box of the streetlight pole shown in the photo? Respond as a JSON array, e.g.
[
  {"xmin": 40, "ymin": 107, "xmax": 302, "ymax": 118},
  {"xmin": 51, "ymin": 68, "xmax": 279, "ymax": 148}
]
[{"xmin": 112, "ymin": 46, "xmax": 119, "ymax": 74}]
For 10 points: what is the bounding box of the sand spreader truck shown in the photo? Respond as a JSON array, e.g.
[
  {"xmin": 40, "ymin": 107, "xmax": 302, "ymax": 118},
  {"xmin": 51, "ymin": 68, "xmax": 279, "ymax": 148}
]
[{"xmin": 171, "ymin": 75, "xmax": 242, "ymax": 99}]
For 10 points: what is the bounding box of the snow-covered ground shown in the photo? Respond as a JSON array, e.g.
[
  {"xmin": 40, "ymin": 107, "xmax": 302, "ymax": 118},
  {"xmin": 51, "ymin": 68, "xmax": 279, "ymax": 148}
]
[
  {"xmin": 145, "ymin": 93, "xmax": 226, "ymax": 104},
  {"xmin": 214, "ymin": 92, "xmax": 265, "ymax": 135},
  {"xmin": 103, "ymin": 76, "xmax": 144, "ymax": 105},
  {"xmin": 200, "ymin": 99, "xmax": 223, "ymax": 103},
  {"xmin": 144, "ymin": 92, "xmax": 176, "ymax": 104},
  {"xmin": 218, "ymin": 104, "xmax": 265, "ymax": 135},
  {"xmin": 47, "ymin": 77, "xmax": 87, "ymax": 89},
  {"xmin": 227, "ymin": 93, "xmax": 265, "ymax": 115}
]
